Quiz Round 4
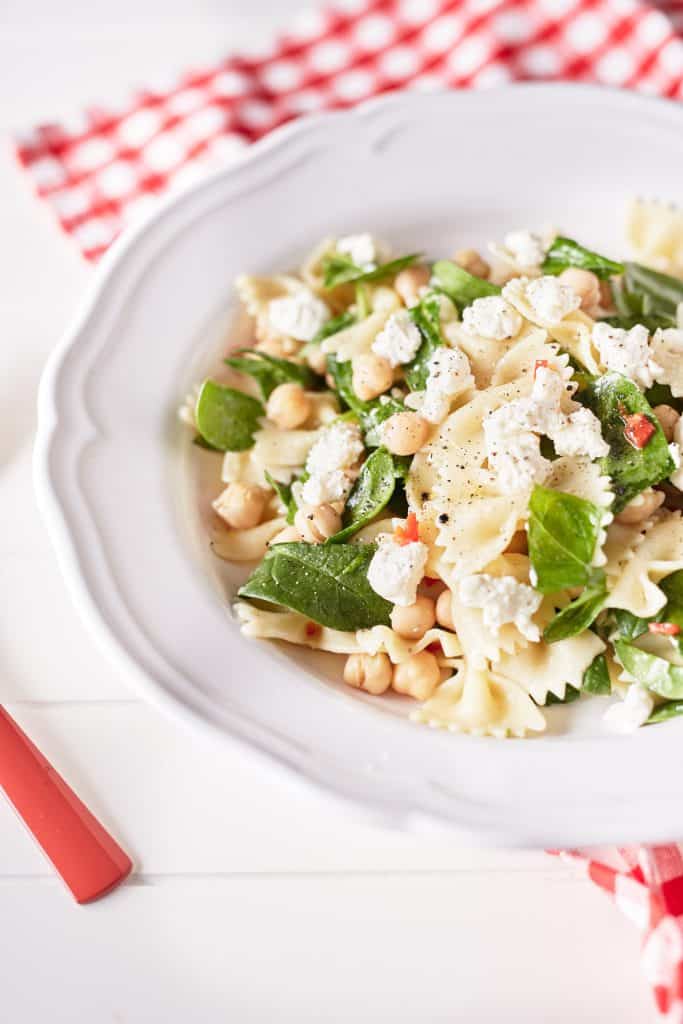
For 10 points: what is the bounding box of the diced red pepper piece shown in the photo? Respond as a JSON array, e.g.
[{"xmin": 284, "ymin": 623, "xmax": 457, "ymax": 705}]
[
  {"xmin": 395, "ymin": 512, "xmax": 420, "ymax": 546},
  {"xmin": 426, "ymin": 641, "xmax": 442, "ymax": 653},
  {"xmin": 305, "ymin": 622, "xmax": 320, "ymax": 637},
  {"xmin": 533, "ymin": 359, "xmax": 549, "ymax": 378},
  {"xmin": 648, "ymin": 622, "xmax": 681, "ymax": 636},
  {"xmin": 618, "ymin": 406, "xmax": 656, "ymax": 449}
]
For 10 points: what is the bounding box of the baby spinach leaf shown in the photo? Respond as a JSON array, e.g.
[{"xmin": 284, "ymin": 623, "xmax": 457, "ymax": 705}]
[
  {"xmin": 645, "ymin": 383, "xmax": 683, "ymax": 413},
  {"xmin": 609, "ymin": 608, "xmax": 650, "ymax": 641},
  {"xmin": 238, "ymin": 541, "xmax": 392, "ymax": 630},
  {"xmin": 322, "ymin": 253, "xmax": 420, "ymax": 289},
  {"xmin": 541, "ymin": 236, "xmax": 624, "ymax": 279},
  {"xmin": 542, "ymin": 573, "xmax": 607, "ymax": 643},
  {"xmin": 225, "ymin": 350, "xmax": 316, "ymax": 399},
  {"xmin": 331, "ymin": 448, "xmax": 397, "ymax": 543},
  {"xmin": 623, "ymin": 262, "xmax": 683, "ymax": 324},
  {"xmin": 195, "ymin": 379, "xmax": 263, "ymax": 452},
  {"xmin": 544, "ymin": 684, "xmax": 581, "ymax": 706},
  {"xmin": 264, "ymin": 471, "xmax": 299, "ymax": 525},
  {"xmin": 528, "ymin": 486, "xmax": 604, "ymax": 593},
  {"xmin": 404, "ymin": 293, "xmax": 445, "ymax": 392},
  {"xmin": 647, "ymin": 700, "xmax": 683, "ymax": 725},
  {"xmin": 582, "ymin": 652, "xmax": 611, "ymax": 695},
  {"xmin": 581, "ymin": 373, "xmax": 674, "ymax": 512},
  {"xmin": 431, "ymin": 260, "xmax": 500, "ymax": 310},
  {"xmin": 193, "ymin": 434, "xmax": 222, "ymax": 451},
  {"xmin": 326, "ymin": 356, "xmax": 403, "ymax": 446},
  {"xmin": 310, "ymin": 310, "xmax": 356, "ymax": 346},
  {"xmin": 614, "ymin": 640, "xmax": 683, "ymax": 700}
]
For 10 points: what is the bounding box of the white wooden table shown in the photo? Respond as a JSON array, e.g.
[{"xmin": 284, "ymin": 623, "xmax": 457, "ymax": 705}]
[{"xmin": 0, "ymin": 3, "xmax": 656, "ymax": 1020}]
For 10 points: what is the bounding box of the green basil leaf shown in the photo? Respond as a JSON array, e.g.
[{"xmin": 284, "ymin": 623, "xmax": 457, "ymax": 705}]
[
  {"xmin": 326, "ymin": 355, "xmax": 403, "ymax": 446},
  {"xmin": 309, "ymin": 311, "xmax": 356, "ymax": 346},
  {"xmin": 239, "ymin": 541, "xmax": 392, "ymax": 630},
  {"xmin": 543, "ymin": 575, "xmax": 607, "ymax": 643},
  {"xmin": 541, "ymin": 236, "xmax": 624, "ymax": 279},
  {"xmin": 581, "ymin": 373, "xmax": 674, "ymax": 512},
  {"xmin": 330, "ymin": 448, "xmax": 396, "ymax": 543},
  {"xmin": 528, "ymin": 486, "xmax": 604, "ymax": 593},
  {"xmin": 614, "ymin": 640, "xmax": 683, "ymax": 699},
  {"xmin": 623, "ymin": 262, "xmax": 683, "ymax": 323},
  {"xmin": 225, "ymin": 350, "xmax": 316, "ymax": 400},
  {"xmin": 322, "ymin": 253, "xmax": 420, "ymax": 289},
  {"xmin": 544, "ymin": 684, "xmax": 581, "ymax": 706},
  {"xmin": 647, "ymin": 700, "xmax": 683, "ymax": 724},
  {"xmin": 195, "ymin": 379, "xmax": 263, "ymax": 452},
  {"xmin": 431, "ymin": 260, "xmax": 500, "ymax": 309},
  {"xmin": 582, "ymin": 652, "xmax": 612, "ymax": 695},
  {"xmin": 404, "ymin": 293, "xmax": 445, "ymax": 392}
]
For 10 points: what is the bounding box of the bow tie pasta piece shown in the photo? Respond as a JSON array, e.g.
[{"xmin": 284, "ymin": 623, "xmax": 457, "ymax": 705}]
[
  {"xmin": 495, "ymin": 630, "xmax": 605, "ymax": 705},
  {"xmin": 433, "ymin": 494, "xmax": 529, "ymax": 582},
  {"xmin": 606, "ymin": 511, "xmax": 683, "ymax": 618},
  {"xmin": 320, "ymin": 287, "xmax": 401, "ymax": 362},
  {"xmin": 212, "ymin": 517, "xmax": 287, "ymax": 562},
  {"xmin": 650, "ymin": 328, "xmax": 683, "ymax": 397},
  {"xmin": 503, "ymin": 277, "xmax": 601, "ymax": 374},
  {"xmin": 626, "ymin": 198, "xmax": 683, "ymax": 276},
  {"xmin": 235, "ymin": 602, "xmax": 361, "ymax": 653},
  {"xmin": 356, "ymin": 625, "xmax": 462, "ymax": 663},
  {"xmin": 544, "ymin": 456, "xmax": 614, "ymax": 510},
  {"xmin": 444, "ymin": 320, "xmax": 516, "ymax": 389},
  {"xmin": 411, "ymin": 661, "xmax": 546, "ymax": 738},
  {"xmin": 490, "ymin": 331, "xmax": 572, "ymax": 390}
]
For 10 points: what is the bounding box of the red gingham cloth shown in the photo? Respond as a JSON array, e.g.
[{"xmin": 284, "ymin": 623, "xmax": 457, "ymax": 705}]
[{"xmin": 13, "ymin": 0, "xmax": 683, "ymax": 1017}]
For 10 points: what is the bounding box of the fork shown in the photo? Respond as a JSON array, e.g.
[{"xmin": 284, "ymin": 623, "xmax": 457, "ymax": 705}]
[{"xmin": 0, "ymin": 707, "xmax": 132, "ymax": 902}]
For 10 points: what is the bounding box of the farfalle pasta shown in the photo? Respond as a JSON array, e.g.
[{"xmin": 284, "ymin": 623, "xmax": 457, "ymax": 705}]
[{"xmin": 183, "ymin": 216, "xmax": 683, "ymax": 738}]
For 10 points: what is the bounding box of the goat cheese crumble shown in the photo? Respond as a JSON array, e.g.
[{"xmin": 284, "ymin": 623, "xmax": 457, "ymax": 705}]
[
  {"xmin": 419, "ymin": 346, "xmax": 474, "ymax": 423},
  {"xmin": 592, "ymin": 321, "xmax": 656, "ymax": 389},
  {"xmin": 521, "ymin": 275, "xmax": 582, "ymax": 324},
  {"xmin": 462, "ymin": 296, "xmax": 523, "ymax": 341},
  {"xmin": 603, "ymin": 684, "xmax": 654, "ymax": 734},
  {"xmin": 503, "ymin": 229, "xmax": 547, "ymax": 269},
  {"xmin": 337, "ymin": 233, "xmax": 386, "ymax": 270},
  {"xmin": 367, "ymin": 538, "xmax": 428, "ymax": 607},
  {"xmin": 303, "ymin": 420, "xmax": 364, "ymax": 507},
  {"xmin": 458, "ymin": 574, "xmax": 542, "ymax": 642},
  {"xmin": 372, "ymin": 309, "xmax": 422, "ymax": 367},
  {"xmin": 268, "ymin": 288, "xmax": 330, "ymax": 342},
  {"xmin": 551, "ymin": 407, "xmax": 610, "ymax": 459}
]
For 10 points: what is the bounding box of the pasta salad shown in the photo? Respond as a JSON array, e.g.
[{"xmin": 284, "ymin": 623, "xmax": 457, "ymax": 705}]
[{"xmin": 183, "ymin": 203, "xmax": 683, "ymax": 739}]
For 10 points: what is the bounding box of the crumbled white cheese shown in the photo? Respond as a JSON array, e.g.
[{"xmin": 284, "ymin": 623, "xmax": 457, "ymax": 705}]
[
  {"xmin": 651, "ymin": 327, "xmax": 683, "ymax": 389},
  {"xmin": 419, "ymin": 346, "xmax": 474, "ymax": 424},
  {"xmin": 371, "ymin": 309, "xmax": 422, "ymax": 367},
  {"xmin": 486, "ymin": 430, "xmax": 551, "ymax": 494},
  {"xmin": 503, "ymin": 229, "xmax": 547, "ymax": 269},
  {"xmin": 522, "ymin": 276, "xmax": 582, "ymax": 324},
  {"xmin": 592, "ymin": 321, "xmax": 655, "ymax": 389},
  {"xmin": 603, "ymin": 684, "xmax": 653, "ymax": 734},
  {"xmin": 529, "ymin": 366, "xmax": 567, "ymax": 434},
  {"xmin": 367, "ymin": 539, "xmax": 428, "ymax": 607},
  {"xmin": 462, "ymin": 295, "xmax": 522, "ymax": 341},
  {"xmin": 669, "ymin": 424, "xmax": 683, "ymax": 489},
  {"xmin": 268, "ymin": 289, "xmax": 330, "ymax": 342},
  {"xmin": 303, "ymin": 420, "xmax": 363, "ymax": 508},
  {"xmin": 551, "ymin": 407, "xmax": 610, "ymax": 459},
  {"xmin": 458, "ymin": 573, "xmax": 542, "ymax": 642},
  {"xmin": 337, "ymin": 233, "xmax": 386, "ymax": 270}
]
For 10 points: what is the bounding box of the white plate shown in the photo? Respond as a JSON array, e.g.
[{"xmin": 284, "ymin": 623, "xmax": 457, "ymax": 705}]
[{"xmin": 35, "ymin": 85, "xmax": 683, "ymax": 847}]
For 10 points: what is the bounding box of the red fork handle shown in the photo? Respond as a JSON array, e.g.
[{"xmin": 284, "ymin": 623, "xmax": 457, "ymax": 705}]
[{"xmin": 0, "ymin": 707, "xmax": 132, "ymax": 903}]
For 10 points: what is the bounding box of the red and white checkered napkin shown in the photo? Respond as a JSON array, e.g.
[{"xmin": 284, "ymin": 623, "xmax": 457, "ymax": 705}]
[{"xmin": 14, "ymin": 0, "xmax": 683, "ymax": 1015}]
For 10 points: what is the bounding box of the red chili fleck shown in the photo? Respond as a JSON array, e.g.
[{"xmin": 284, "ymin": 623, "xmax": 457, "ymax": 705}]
[
  {"xmin": 395, "ymin": 512, "xmax": 420, "ymax": 546},
  {"xmin": 305, "ymin": 622, "xmax": 320, "ymax": 637},
  {"xmin": 649, "ymin": 622, "xmax": 681, "ymax": 636},
  {"xmin": 426, "ymin": 641, "xmax": 442, "ymax": 653},
  {"xmin": 423, "ymin": 576, "xmax": 440, "ymax": 586},
  {"xmin": 620, "ymin": 409, "xmax": 656, "ymax": 450},
  {"xmin": 533, "ymin": 359, "xmax": 549, "ymax": 378}
]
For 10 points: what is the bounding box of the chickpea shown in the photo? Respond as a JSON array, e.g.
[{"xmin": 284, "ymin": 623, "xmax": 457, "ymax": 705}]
[
  {"xmin": 266, "ymin": 382, "xmax": 312, "ymax": 430},
  {"xmin": 394, "ymin": 265, "xmax": 431, "ymax": 307},
  {"xmin": 558, "ymin": 268, "xmax": 601, "ymax": 314},
  {"xmin": 352, "ymin": 352, "xmax": 393, "ymax": 401},
  {"xmin": 382, "ymin": 411, "xmax": 430, "ymax": 456},
  {"xmin": 392, "ymin": 651, "xmax": 441, "ymax": 701},
  {"xmin": 615, "ymin": 488, "xmax": 665, "ymax": 525},
  {"xmin": 306, "ymin": 346, "xmax": 327, "ymax": 376},
  {"xmin": 269, "ymin": 525, "xmax": 300, "ymax": 545},
  {"xmin": 435, "ymin": 589, "xmax": 455, "ymax": 631},
  {"xmin": 213, "ymin": 483, "xmax": 267, "ymax": 529},
  {"xmin": 343, "ymin": 653, "xmax": 392, "ymax": 696},
  {"xmin": 653, "ymin": 404, "xmax": 680, "ymax": 442},
  {"xmin": 454, "ymin": 248, "xmax": 491, "ymax": 280},
  {"xmin": 599, "ymin": 278, "xmax": 614, "ymax": 311},
  {"xmin": 390, "ymin": 595, "xmax": 436, "ymax": 640},
  {"xmin": 294, "ymin": 503, "xmax": 342, "ymax": 543},
  {"xmin": 505, "ymin": 531, "xmax": 528, "ymax": 555}
]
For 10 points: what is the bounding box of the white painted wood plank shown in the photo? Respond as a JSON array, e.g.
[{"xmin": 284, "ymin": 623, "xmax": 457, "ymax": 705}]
[
  {"xmin": 0, "ymin": 702, "xmax": 558, "ymax": 876},
  {"xmin": 0, "ymin": 874, "xmax": 655, "ymax": 1023}
]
